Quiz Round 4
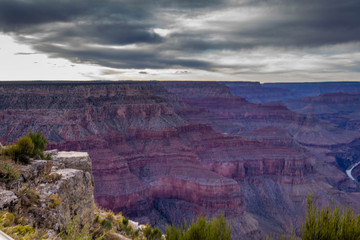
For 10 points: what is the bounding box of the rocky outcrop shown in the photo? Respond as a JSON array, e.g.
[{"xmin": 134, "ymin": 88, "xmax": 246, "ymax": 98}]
[
  {"xmin": 0, "ymin": 151, "xmax": 95, "ymax": 236},
  {"xmin": 52, "ymin": 151, "xmax": 93, "ymax": 182},
  {"xmin": 1, "ymin": 160, "xmax": 52, "ymax": 191},
  {"xmin": 36, "ymin": 168, "xmax": 94, "ymax": 230}
]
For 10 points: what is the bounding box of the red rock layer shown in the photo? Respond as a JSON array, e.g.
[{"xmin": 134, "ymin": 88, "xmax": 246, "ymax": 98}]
[
  {"xmin": 0, "ymin": 81, "xmax": 319, "ymax": 238},
  {"xmin": 0, "ymin": 83, "xmax": 247, "ymax": 219}
]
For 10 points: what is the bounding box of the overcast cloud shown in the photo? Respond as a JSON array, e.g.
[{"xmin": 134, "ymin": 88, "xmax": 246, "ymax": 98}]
[{"xmin": 0, "ymin": 0, "xmax": 359, "ymax": 81}]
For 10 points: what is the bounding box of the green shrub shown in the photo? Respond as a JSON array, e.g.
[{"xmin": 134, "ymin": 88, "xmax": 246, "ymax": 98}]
[
  {"xmin": 105, "ymin": 211, "xmax": 115, "ymax": 223},
  {"xmin": 2, "ymin": 144, "xmax": 19, "ymax": 160},
  {"xmin": 94, "ymin": 215, "xmax": 101, "ymax": 224},
  {"xmin": 124, "ymin": 224, "xmax": 133, "ymax": 236},
  {"xmin": 0, "ymin": 211, "xmax": 48, "ymax": 240},
  {"xmin": 1, "ymin": 131, "xmax": 49, "ymax": 164},
  {"xmin": 27, "ymin": 130, "xmax": 48, "ymax": 158},
  {"xmin": 166, "ymin": 215, "xmax": 231, "ymax": 240},
  {"xmin": 61, "ymin": 216, "xmax": 104, "ymax": 240},
  {"xmin": 122, "ymin": 217, "xmax": 129, "ymax": 226},
  {"xmin": 133, "ymin": 229, "xmax": 140, "ymax": 239},
  {"xmin": 301, "ymin": 197, "xmax": 360, "ymax": 240},
  {"xmin": 0, "ymin": 161, "xmax": 20, "ymax": 181},
  {"xmin": 269, "ymin": 197, "xmax": 360, "ymax": 240},
  {"xmin": 101, "ymin": 218, "xmax": 113, "ymax": 229},
  {"xmin": 0, "ymin": 211, "xmax": 15, "ymax": 227},
  {"xmin": 10, "ymin": 225, "xmax": 35, "ymax": 235},
  {"xmin": 15, "ymin": 136, "xmax": 34, "ymax": 164},
  {"xmin": 144, "ymin": 224, "xmax": 162, "ymax": 240}
]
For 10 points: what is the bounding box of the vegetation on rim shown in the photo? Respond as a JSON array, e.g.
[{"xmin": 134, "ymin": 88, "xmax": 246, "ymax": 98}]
[
  {"xmin": 268, "ymin": 197, "xmax": 360, "ymax": 240},
  {"xmin": 0, "ymin": 160, "xmax": 20, "ymax": 182},
  {"xmin": 1, "ymin": 130, "xmax": 50, "ymax": 165},
  {"xmin": 166, "ymin": 215, "xmax": 231, "ymax": 240}
]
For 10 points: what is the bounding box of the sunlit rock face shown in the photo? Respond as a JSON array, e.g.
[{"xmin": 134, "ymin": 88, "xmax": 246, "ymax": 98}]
[{"xmin": 1, "ymin": 81, "xmax": 360, "ymax": 238}]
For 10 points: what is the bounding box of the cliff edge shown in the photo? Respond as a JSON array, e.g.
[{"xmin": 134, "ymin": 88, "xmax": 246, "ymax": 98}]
[{"xmin": 0, "ymin": 150, "xmax": 94, "ymax": 238}]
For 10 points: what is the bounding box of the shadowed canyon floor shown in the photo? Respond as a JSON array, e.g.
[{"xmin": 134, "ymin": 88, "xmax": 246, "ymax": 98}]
[{"xmin": 1, "ymin": 81, "xmax": 360, "ymax": 239}]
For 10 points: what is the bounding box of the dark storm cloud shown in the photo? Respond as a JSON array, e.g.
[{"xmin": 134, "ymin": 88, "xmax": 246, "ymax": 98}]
[
  {"xmin": 39, "ymin": 21, "xmax": 163, "ymax": 45},
  {"xmin": 0, "ymin": 0, "xmax": 161, "ymax": 41},
  {"xmin": 0, "ymin": 0, "xmax": 93, "ymax": 29},
  {"xmin": 244, "ymin": 0, "xmax": 360, "ymax": 47},
  {"xmin": 167, "ymin": 0, "xmax": 360, "ymax": 53},
  {"xmin": 0, "ymin": 0, "xmax": 359, "ymax": 73},
  {"xmin": 0, "ymin": 0, "xmax": 222, "ymax": 29},
  {"xmin": 0, "ymin": 0, "xmax": 222, "ymax": 70},
  {"xmin": 33, "ymin": 43, "xmax": 212, "ymax": 70}
]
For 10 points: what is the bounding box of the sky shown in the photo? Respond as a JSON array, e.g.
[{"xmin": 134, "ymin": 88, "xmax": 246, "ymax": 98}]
[{"xmin": 0, "ymin": 0, "xmax": 359, "ymax": 82}]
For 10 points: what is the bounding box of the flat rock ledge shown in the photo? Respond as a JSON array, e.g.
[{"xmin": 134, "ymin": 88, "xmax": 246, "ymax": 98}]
[{"xmin": 49, "ymin": 150, "xmax": 93, "ymax": 182}]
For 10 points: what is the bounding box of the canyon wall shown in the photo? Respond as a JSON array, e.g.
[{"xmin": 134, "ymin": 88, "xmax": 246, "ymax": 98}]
[{"xmin": 1, "ymin": 81, "xmax": 360, "ymax": 238}]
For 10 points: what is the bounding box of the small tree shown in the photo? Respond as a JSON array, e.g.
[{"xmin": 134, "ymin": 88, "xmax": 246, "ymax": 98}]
[{"xmin": 144, "ymin": 225, "xmax": 163, "ymax": 240}]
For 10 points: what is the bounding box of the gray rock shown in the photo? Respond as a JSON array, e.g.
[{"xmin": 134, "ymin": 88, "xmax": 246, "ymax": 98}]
[
  {"xmin": 1, "ymin": 151, "xmax": 96, "ymax": 235},
  {"xmin": 44, "ymin": 149, "xmax": 59, "ymax": 158},
  {"xmin": 0, "ymin": 189, "xmax": 18, "ymax": 210},
  {"xmin": 37, "ymin": 168, "xmax": 94, "ymax": 230},
  {"xmin": 129, "ymin": 220, "xmax": 139, "ymax": 230},
  {"xmin": 5, "ymin": 160, "xmax": 52, "ymax": 191},
  {"xmin": 19, "ymin": 160, "xmax": 52, "ymax": 186},
  {"xmin": 52, "ymin": 151, "xmax": 93, "ymax": 182}
]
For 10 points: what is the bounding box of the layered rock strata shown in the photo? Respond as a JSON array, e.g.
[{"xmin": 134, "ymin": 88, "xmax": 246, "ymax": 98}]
[
  {"xmin": 3, "ymin": 81, "xmax": 358, "ymax": 238},
  {"xmin": 0, "ymin": 82, "xmax": 257, "ymax": 238}
]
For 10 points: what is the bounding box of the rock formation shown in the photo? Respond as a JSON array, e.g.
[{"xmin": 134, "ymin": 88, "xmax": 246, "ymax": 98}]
[
  {"xmin": 0, "ymin": 151, "xmax": 94, "ymax": 237},
  {"xmin": 1, "ymin": 81, "xmax": 360, "ymax": 238}
]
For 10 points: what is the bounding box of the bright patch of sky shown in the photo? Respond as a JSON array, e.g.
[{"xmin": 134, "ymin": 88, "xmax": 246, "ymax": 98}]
[{"xmin": 0, "ymin": 34, "xmax": 100, "ymax": 80}]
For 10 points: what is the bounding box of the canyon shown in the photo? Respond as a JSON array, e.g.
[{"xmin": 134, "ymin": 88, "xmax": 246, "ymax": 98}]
[{"xmin": 1, "ymin": 81, "xmax": 360, "ymax": 239}]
